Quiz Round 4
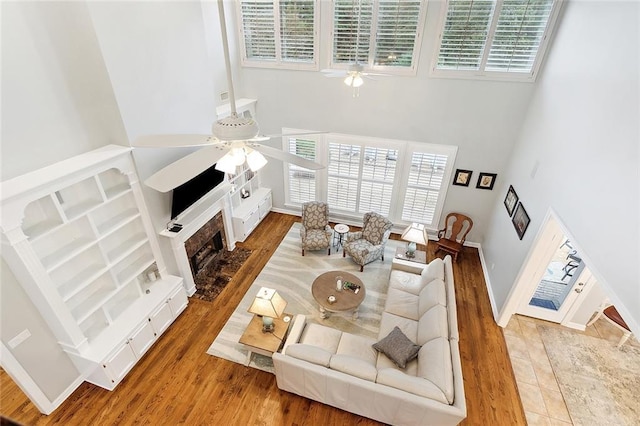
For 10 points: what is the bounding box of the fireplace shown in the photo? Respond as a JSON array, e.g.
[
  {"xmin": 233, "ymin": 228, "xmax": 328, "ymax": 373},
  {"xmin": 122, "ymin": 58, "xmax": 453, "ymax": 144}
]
[
  {"xmin": 190, "ymin": 231, "xmax": 223, "ymax": 275},
  {"xmin": 184, "ymin": 212, "xmax": 227, "ymax": 278}
]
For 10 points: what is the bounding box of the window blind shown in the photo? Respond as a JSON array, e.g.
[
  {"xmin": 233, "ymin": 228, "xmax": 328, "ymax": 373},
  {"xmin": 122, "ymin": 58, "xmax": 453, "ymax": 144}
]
[
  {"xmin": 436, "ymin": 0, "xmax": 558, "ymax": 77},
  {"xmin": 486, "ymin": 0, "xmax": 554, "ymax": 72},
  {"xmin": 402, "ymin": 152, "xmax": 449, "ymax": 226},
  {"xmin": 239, "ymin": 0, "xmax": 317, "ymax": 67},
  {"xmin": 286, "ymin": 137, "xmax": 317, "ymax": 204},
  {"xmin": 333, "ymin": 0, "xmax": 424, "ymax": 70}
]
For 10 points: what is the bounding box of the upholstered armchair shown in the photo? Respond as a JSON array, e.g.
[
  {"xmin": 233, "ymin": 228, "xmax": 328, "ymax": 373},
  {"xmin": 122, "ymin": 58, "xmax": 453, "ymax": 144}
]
[
  {"xmin": 300, "ymin": 201, "xmax": 332, "ymax": 256},
  {"xmin": 343, "ymin": 212, "xmax": 393, "ymax": 271}
]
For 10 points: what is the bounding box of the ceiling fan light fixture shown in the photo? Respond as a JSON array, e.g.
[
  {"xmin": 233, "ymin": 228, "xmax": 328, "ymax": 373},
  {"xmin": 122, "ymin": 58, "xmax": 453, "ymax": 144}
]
[
  {"xmin": 344, "ymin": 73, "xmax": 364, "ymax": 88},
  {"xmin": 215, "ymin": 152, "xmax": 238, "ymax": 174},
  {"xmin": 246, "ymin": 150, "xmax": 268, "ymax": 171}
]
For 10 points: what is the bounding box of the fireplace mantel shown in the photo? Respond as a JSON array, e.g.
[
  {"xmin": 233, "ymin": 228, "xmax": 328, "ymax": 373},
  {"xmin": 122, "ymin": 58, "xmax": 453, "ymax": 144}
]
[{"xmin": 159, "ymin": 182, "xmax": 235, "ymax": 295}]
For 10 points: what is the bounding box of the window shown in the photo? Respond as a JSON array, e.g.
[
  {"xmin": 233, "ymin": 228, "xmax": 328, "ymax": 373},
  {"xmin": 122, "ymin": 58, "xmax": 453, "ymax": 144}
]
[
  {"xmin": 238, "ymin": 0, "xmax": 318, "ymax": 70},
  {"xmin": 433, "ymin": 0, "xmax": 562, "ymax": 80},
  {"xmin": 283, "ymin": 132, "xmax": 457, "ymax": 228},
  {"xmin": 285, "ymin": 136, "xmax": 318, "ymax": 204},
  {"xmin": 331, "ymin": 0, "xmax": 426, "ymax": 74}
]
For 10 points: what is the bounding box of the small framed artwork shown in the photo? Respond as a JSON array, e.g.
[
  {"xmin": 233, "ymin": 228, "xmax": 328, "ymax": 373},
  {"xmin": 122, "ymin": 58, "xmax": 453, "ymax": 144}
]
[
  {"xmin": 504, "ymin": 185, "xmax": 519, "ymax": 216},
  {"xmin": 453, "ymin": 169, "xmax": 473, "ymax": 187},
  {"xmin": 512, "ymin": 202, "xmax": 530, "ymax": 240},
  {"xmin": 476, "ymin": 172, "xmax": 497, "ymax": 190}
]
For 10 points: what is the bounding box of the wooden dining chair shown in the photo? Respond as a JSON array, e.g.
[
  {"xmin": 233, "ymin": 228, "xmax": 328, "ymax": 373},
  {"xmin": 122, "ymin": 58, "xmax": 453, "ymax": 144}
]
[{"xmin": 435, "ymin": 212, "xmax": 473, "ymax": 262}]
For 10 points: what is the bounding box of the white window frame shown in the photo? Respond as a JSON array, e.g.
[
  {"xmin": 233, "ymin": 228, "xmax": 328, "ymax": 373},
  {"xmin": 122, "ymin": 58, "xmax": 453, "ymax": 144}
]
[
  {"xmin": 430, "ymin": 0, "xmax": 564, "ymax": 82},
  {"xmin": 282, "ymin": 130, "xmax": 457, "ymax": 230},
  {"xmin": 329, "ymin": 0, "xmax": 428, "ymax": 76},
  {"xmin": 236, "ymin": 0, "xmax": 320, "ymax": 71}
]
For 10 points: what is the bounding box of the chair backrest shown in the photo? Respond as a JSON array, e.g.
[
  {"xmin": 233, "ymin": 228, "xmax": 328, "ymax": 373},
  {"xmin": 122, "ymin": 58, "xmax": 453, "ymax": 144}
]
[
  {"xmin": 439, "ymin": 213, "xmax": 473, "ymax": 244},
  {"xmin": 361, "ymin": 212, "xmax": 393, "ymax": 244},
  {"xmin": 301, "ymin": 201, "xmax": 329, "ymax": 230}
]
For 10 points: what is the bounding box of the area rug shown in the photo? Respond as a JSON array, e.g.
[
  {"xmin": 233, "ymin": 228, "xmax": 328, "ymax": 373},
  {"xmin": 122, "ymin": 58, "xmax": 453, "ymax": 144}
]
[
  {"xmin": 206, "ymin": 222, "xmax": 404, "ymax": 373},
  {"xmin": 193, "ymin": 247, "xmax": 252, "ymax": 302},
  {"xmin": 538, "ymin": 325, "xmax": 640, "ymax": 425}
]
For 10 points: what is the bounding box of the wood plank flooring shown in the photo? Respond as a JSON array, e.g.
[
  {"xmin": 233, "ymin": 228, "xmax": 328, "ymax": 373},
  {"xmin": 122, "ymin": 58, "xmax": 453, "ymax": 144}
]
[{"xmin": 0, "ymin": 212, "xmax": 526, "ymax": 425}]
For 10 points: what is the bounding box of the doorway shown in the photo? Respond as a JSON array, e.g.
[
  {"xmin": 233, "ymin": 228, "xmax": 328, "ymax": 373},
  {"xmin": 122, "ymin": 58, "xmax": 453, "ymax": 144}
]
[{"xmin": 498, "ymin": 210, "xmax": 602, "ymax": 328}]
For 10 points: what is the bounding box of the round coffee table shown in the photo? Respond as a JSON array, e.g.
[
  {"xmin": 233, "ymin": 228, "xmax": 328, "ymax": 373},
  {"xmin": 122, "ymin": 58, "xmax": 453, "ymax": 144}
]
[{"xmin": 311, "ymin": 270, "xmax": 365, "ymax": 319}]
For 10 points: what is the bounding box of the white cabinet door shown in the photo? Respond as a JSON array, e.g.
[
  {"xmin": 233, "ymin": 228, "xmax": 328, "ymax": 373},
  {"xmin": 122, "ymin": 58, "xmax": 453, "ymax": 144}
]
[
  {"xmin": 128, "ymin": 320, "xmax": 156, "ymax": 358},
  {"xmin": 168, "ymin": 287, "xmax": 188, "ymax": 317},
  {"xmin": 258, "ymin": 194, "xmax": 272, "ymax": 219},
  {"xmin": 150, "ymin": 302, "xmax": 173, "ymax": 335},
  {"xmin": 105, "ymin": 342, "xmax": 136, "ymax": 385}
]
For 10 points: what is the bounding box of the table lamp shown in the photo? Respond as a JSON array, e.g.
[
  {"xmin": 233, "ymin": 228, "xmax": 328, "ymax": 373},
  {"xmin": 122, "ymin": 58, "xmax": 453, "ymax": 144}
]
[
  {"xmin": 247, "ymin": 287, "xmax": 287, "ymax": 332},
  {"xmin": 401, "ymin": 223, "xmax": 427, "ymax": 258}
]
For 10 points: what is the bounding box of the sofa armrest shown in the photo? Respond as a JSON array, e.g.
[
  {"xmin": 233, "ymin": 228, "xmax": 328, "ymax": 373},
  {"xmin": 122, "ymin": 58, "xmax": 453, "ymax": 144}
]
[
  {"xmin": 391, "ymin": 259, "xmax": 426, "ymax": 275},
  {"xmin": 282, "ymin": 314, "xmax": 307, "ymax": 355}
]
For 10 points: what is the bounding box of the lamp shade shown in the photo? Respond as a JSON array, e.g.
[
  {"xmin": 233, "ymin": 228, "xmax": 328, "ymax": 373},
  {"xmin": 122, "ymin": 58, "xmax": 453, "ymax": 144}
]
[
  {"xmin": 247, "ymin": 287, "xmax": 287, "ymax": 319},
  {"xmin": 401, "ymin": 223, "xmax": 427, "ymax": 245},
  {"xmin": 246, "ymin": 149, "xmax": 267, "ymax": 171},
  {"xmin": 215, "ymin": 152, "xmax": 237, "ymax": 174}
]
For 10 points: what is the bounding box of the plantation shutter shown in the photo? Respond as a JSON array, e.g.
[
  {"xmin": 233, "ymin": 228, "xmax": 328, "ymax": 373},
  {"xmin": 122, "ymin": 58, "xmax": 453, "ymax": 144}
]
[
  {"xmin": 286, "ymin": 137, "xmax": 317, "ymax": 204},
  {"xmin": 485, "ymin": 0, "xmax": 554, "ymax": 72},
  {"xmin": 437, "ymin": 0, "xmax": 495, "ymax": 70},
  {"xmin": 240, "ymin": 1, "xmax": 277, "ymax": 61},
  {"xmin": 239, "ymin": 0, "xmax": 317, "ymax": 67},
  {"xmin": 374, "ymin": 0, "xmax": 422, "ymax": 67},
  {"xmin": 279, "ymin": 0, "xmax": 316, "ymax": 62},
  {"xmin": 327, "ymin": 143, "xmax": 360, "ymax": 212},
  {"xmin": 358, "ymin": 147, "xmax": 397, "ymax": 215},
  {"xmin": 333, "ymin": 0, "xmax": 373, "ymax": 64},
  {"xmin": 402, "ymin": 152, "xmax": 449, "ymax": 226}
]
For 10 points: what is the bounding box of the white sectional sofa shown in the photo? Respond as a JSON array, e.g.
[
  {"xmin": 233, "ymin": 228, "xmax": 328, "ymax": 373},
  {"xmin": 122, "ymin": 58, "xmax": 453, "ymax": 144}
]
[{"xmin": 273, "ymin": 255, "xmax": 466, "ymax": 426}]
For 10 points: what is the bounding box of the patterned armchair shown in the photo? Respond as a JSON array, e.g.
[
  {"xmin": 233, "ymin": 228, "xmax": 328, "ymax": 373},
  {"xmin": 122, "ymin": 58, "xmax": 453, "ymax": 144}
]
[
  {"xmin": 300, "ymin": 201, "xmax": 332, "ymax": 256},
  {"xmin": 343, "ymin": 212, "xmax": 393, "ymax": 271}
]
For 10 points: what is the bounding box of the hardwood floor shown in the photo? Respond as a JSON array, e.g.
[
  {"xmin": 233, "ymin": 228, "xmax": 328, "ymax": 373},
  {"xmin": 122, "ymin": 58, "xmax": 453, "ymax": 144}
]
[{"xmin": 0, "ymin": 212, "xmax": 526, "ymax": 425}]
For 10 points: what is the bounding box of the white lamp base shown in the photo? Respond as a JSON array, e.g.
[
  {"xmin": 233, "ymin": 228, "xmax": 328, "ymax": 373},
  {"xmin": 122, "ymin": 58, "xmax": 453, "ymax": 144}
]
[
  {"xmin": 261, "ymin": 316, "xmax": 274, "ymax": 333},
  {"xmin": 406, "ymin": 241, "xmax": 417, "ymax": 258}
]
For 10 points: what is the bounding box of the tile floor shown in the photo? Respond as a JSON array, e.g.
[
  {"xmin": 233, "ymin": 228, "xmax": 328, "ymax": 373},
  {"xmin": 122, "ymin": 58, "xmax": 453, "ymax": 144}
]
[{"xmin": 504, "ymin": 314, "xmax": 639, "ymax": 425}]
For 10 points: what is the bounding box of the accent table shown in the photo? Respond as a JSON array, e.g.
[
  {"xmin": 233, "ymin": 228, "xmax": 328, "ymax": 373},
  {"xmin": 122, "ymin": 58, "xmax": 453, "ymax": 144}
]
[
  {"xmin": 239, "ymin": 312, "xmax": 293, "ymax": 365},
  {"xmin": 333, "ymin": 223, "xmax": 350, "ymax": 251},
  {"xmin": 394, "ymin": 246, "xmax": 427, "ymax": 264},
  {"xmin": 312, "ymin": 271, "xmax": 365, "ymax": 319}
]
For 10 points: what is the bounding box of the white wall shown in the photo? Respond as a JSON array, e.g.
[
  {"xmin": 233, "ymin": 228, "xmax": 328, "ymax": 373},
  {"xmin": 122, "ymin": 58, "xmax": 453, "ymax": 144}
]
[
  {"xmin": 0, "ymin": 0, "xmax": 128, "ymax": 405},
  {"xmin": 483, "ymin": 1, "xmax": 639, "ymax": 332},
  {"xmin": 0, "ymin": 1, "xmax": 128, "ymax": 180},
  {"xmin": 86, "ymin": 0, "xmax": 237, "ymax": 273},
  {"xmin": 241, "ymin": 0, "xmax": 535, "ymax": 242}
]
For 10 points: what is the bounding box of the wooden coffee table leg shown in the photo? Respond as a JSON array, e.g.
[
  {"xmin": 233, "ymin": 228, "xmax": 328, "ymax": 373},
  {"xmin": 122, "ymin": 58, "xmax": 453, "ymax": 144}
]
[{"xmin": 319, "ymin": 305, "xmax": 329, "ymax": 319}]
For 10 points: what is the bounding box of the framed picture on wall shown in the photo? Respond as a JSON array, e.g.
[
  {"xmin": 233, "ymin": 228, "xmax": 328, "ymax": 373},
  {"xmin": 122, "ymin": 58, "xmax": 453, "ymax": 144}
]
[
  {"xmin": 476, "ymin": 172, "xmax": 497, "ymax": 190},
  {"xmin": 453, "ymin": 169, "xmax": 473, "ymax": 187},
  {"xmin": 504, "ymin": 185, "xmax": 519, "ymax": 216},
  {"xmin": 512, "ymin": 202, "xmax": 530, "ymax": 240}
]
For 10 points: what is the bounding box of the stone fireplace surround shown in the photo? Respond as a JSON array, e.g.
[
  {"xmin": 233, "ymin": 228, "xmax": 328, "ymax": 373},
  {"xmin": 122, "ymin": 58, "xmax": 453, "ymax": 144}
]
[{"xmin": 159, "ymin": 184, "xmax": 235, "ymax": 296}]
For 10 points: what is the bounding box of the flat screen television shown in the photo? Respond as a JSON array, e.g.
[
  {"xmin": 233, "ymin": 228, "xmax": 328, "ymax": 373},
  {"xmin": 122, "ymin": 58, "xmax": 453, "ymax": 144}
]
[{"xmin": 171, "ymin": 164, "xmax": 226, "ymax": 220}]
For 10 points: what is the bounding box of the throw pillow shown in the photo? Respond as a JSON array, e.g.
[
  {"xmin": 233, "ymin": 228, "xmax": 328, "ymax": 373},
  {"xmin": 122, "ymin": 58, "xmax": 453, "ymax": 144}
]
[{"xmin": 372, "ymin": 326, "xmax": 421, "ymax": 368}]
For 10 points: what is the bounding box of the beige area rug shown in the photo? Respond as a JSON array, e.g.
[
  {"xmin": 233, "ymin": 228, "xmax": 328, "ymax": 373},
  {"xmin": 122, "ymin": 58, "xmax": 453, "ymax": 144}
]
[
  {"xmin": 207, "ymin": 222, "xmax": 404, "ymax": 373},
  {"xmin": 538, "ymin": 325, "xmax": 640, "ymax": 425}
]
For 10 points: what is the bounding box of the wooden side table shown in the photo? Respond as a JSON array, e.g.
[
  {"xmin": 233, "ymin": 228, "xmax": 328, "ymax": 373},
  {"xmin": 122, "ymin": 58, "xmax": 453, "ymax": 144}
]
[
  {"xmin": 239, "ymin": 312, "xmax": 293, "ymax": 365},
  {"xmin": 394, "ymin": 246, "xmax": 427, "ymax": 264}
]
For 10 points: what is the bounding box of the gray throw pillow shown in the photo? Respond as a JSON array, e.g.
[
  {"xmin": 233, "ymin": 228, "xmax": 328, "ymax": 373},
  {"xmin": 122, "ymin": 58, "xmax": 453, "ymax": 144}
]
[{"xmin": 372, "ymin": 326, "xmax": 421, "ymax": 368}]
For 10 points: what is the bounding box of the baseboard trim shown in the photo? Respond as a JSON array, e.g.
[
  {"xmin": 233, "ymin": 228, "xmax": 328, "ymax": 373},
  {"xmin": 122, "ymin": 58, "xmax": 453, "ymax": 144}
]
[
  {"xmin": 476, "ymin": 244, "xmax": 499, "ymax": 322},
  {"xmin": 49, "ymin": 376, "xmax": 85, "ymax": 414},
  {"xmin": 562, "ymin": 321, "xmax": 586, "ymax": 331}
]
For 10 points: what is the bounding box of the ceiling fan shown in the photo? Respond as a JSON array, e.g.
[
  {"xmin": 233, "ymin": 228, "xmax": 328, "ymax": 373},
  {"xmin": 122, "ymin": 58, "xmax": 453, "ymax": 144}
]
[
  {"xmin": 134, "ymin": 1, "xmax": 324, "ymax": 193},
  {"xmin": 321, "ymin": 0, "xmax": 390, "ymax": 97}
]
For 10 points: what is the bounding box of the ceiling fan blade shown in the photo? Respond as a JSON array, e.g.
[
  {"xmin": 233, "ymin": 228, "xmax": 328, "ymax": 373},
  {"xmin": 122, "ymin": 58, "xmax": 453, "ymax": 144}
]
[
  {"xmin": 144, "ymin": 145, "xmax": 229, "ymax": 192},
  {"xmin": 250, "ymin": 144, "xmax": 324, "ymax": 170},
  {"xmin": 133, "ymin": 134, "xmax": 219, "ymax": 148}
]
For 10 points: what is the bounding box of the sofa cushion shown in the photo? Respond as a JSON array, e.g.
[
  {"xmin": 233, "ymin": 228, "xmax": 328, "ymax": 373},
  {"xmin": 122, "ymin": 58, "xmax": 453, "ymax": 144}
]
[
  {"xmin": 300, "ymin": 323, "xmax": 342, "ymax": 353},
  {"xmin": 417, "ymin": 305, "xmax": 449, "ymax": 345},
  {"xmin": 378, "ymin": 312, "xmax": 418, "ymax": 342},
  {"xmin": 384, "ymin": 287, "xmax": 419, "ymax": 320},
  {"xmin": 418, "ymin": 337, "xmax": 454, "ymax": 404},
  {"xmin": 335, "ymin": 333, "xmax": 378, "ymax": 365},
  {"xmin": 421, "ymin": 258, "xmax": 445, "ymax": 286},
  {"xmin": 329, "ymin": 354, "xmax": 378, "ymax": 382},
  {"xmin": 388, "ymin": 270, "xmax": 423, "ymax": 295},
  {"xmin": 376, "ymin": 368, "xmax": 448, "ymax": 404},
  {"xmin": 418, "ymin": 278, "xmax": 447, "ymax": 315},
  {"xmin": 373, "ymin": 326, "xmax": 421, "ymax": 369},
  {"xmin": 286, "ymin": 344, "xmax": 332, "ymax": 367}
]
